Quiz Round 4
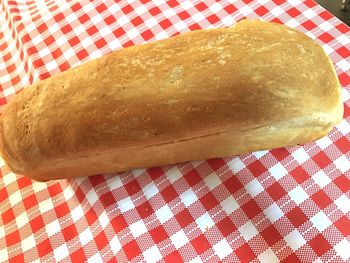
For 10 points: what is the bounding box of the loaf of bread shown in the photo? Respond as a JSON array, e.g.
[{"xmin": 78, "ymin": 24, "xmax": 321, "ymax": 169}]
[{"xmin": 0, "ymin": 20, "xmax": 343, "ymax": 181}]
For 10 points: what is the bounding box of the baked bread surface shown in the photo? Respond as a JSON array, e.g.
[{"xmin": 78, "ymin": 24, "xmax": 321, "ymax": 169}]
[{"xmin": 0, "ymin": 20, "xmax": 343, "ymax": 181}]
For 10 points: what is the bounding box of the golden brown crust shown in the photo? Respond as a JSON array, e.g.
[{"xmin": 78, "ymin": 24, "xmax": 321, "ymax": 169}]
[{"xmin": 0, "ymin": 20, "xmax": 343, "ymax": 181}]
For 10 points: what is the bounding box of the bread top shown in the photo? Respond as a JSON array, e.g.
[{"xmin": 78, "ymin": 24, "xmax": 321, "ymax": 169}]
[{"xmin": 0, "ymin": 19, "xmax": 343, "ymax": 172}]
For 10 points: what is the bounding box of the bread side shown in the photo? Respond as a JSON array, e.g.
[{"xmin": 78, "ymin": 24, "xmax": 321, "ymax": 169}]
[{"xmin": 0, "ymin": 20, "xmax": 343, "ymax": 181}]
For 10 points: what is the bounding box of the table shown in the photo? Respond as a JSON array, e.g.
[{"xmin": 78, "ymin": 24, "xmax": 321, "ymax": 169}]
[{"xmin": 1, "ymin": 0, "xmax": 349, "ymax": 262}]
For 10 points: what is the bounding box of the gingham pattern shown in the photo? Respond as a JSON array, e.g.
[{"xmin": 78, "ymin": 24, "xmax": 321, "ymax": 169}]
[{"xmin": 1, "ymin": 0, "xmax": 349, "ymax": 262}]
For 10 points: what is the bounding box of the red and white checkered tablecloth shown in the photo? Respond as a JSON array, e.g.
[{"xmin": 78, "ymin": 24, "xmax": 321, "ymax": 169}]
[{"xmin": 0, "ymin": 0, "xmax": 349, "ymax": 262}]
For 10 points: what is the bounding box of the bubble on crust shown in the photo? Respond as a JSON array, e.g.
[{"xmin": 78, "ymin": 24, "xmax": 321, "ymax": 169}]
[{"xmin": 168, "ymin": 65, "xmax": 184, "ymax": 85}]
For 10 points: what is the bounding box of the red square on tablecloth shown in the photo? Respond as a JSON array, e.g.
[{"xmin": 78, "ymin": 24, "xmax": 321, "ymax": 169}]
[
  {"xmin": 217, "ymin": 217, "xmax": 237, "ymax": 237},
  {"xmin": 150, "ymin": 225, "xmax": 168, "ymax": 243},
  {"xmin": 309, "ymin": 234, "xmax": 331, "ymax": 256},
  {"xmin": 192, "ymin": 234, "xmax": 211, "ymax": 254},
  {"xmin": 124, "ymin": 240, "xmax": 142, "ymax": 261},
  {"xmin": 286, "ymin": 207, "xmax": 308, "ymax": 228},
  {"xmin": 261, "ymin": 225, "xmax": 283, "ymax": 246}
]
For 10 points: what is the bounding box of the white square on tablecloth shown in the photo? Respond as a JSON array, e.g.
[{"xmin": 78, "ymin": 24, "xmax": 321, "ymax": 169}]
[
  {"xmin": 227, "ymin": 157, "xmax": 245, "ymax": 173},
  {"xmin": 0, "ymin": 225, "xmax": 4, "ymax": 237},
  {"xmin": 63, "ymin": 187, "xmax": 74, "ymax": 200},
  {"xmin": 269, "ymin": 163, "xmax": 288, "ymax": 181},
  {"xmin": 0, "ymin": 158, "xmax": 5, "ymax": 167},
  {"xmin": 143, "ymin": 182, "xmax": 159, "ymax": 199},
  {"xmin": 284, "ymin": 229, "xmax": 306, "ymax": 251},
  {"xmin": 253, "ymin": 150, "xmax": 268, "ymax": 159},
  {"xmin": 335, "ymin": 195, "xmax": 350, "ymax": 213},
  {"xmin": 292, "ymin": 148, "xmax": 309, "ymax": 164},
  {"xmin": 32, "ymin": 181, "xmax": 48, "ymax": 193},
  {"xmin": 86, "ymin": 189, "xmax": 99, "ymax": 205},
  {"xmin": 81, "ymin": 37, "xmax": 94, "ymax": 48},
  {"xmin": 289, "ymin": 185, "xmax": 308, "ymax": 205},
  {"xmin": 180, "ymin": 1, "xmax": 193, "ymax": 10},
  {"xmin": 221, "ymin": 15, "xmax": 235, "ymax": 27},
  {"xmin": 334, "ymin": 156, "xmax": 350, "ymax": 173},
  {"xmin": 170, "ymin": 230, "xmax": 189, "ymax": 249},
  {"xmin": 110, "ymin": 236, "xmax": 122, "ymax": 254},
  {"xmin": 174, "ymin": 21, "xmax": 188, "ymax": 32},
  {"xmin": 118, "ymin": 15, "xmax": 130, "ymax": 26},
  {"xmin": 156, "ymin": 205, "xmax": 173, "ymax": 224},
  {"xmin": 310, "ymin": 211, "xmax": 332, "ymax": 232},
  {"xmin": 209, "ymin": 3, "xmax": 222, "ymax": 13},
  {"xmin": 38, "ymin": 198, "xmax": 54, "ymax": 214},
  {"xmin": 238, "ymin": 221, "xmax": 258, "ymax": 241},
  {"xmin": 264, "ymin": 203, "xmax": 284, "ymax": 223},
  {"xmin": 285, "ymin": 18, "xmax": 299, "ymax": 29},
  {"xmin": 163, "ymin": 9, "xmax": 176, "ymax": 19},
  {"xmin": 245, "ymin": 178, "xmax": 264, "ymax": 197},
  {"xmin": 319, "ymin": 21, "xmax": 333, "ymax": 32},
  {"xmin": 166, "ymin": 167, "xmax": 182, "ymax": 183},
  {"xmin": 220, "ymin": 196, "xmax": 239, "ymax": 215},
  {"xmin": 196, "ymin": 212, "xmax": 215, "ymax": 232},
  {"xmin": 3, "ymin": 172, "xmax": 17, "ymax": 186},
  {"xmin": 48, "ymin": 23, "xmax": 59, "ymax": 35},
  {"xmin": 87, "ymin": 253, "xmax": 103, "ymax": 263},
  {"xmin": 62, "ymin": 45, "xmax": 75, "ymax": 60},
  {"xmin": 99, "ymin": 211, "xmax": 109, "ymax": 229},
  {"xmin": 25, "ymin": 22, "xmax": 36, "ymax": 33},
  {"xmin": 80, "ymin": 228, "xmax": 93, "ymax": 246},
  {"xmin": 31, "ymin": 34, "xmax": 44, "ymax": 46},
  {"xmin": 117, "ymin": 197, "xmax": 135, "ymax": 213},
  {"xmin": 322, "ymin": 43, "xmax": 333, "ymax": 55},
  {"xmin": 213, "ymin": 239, "xmax": 233, "ymax": 260},
  {"xmin": 3, "ymin": 87, "xmax": 15, "ymax": 97},
  {"xmin": 337, "ymin": 119, "xmax": 350, "ymax": 135},
  {"xmin": 135, "ymin": 5, "xmax": 147, "ymax": 15},
  {"xmin": 302, "ymin": 8, "xmax": 317, "ymax": 19},
  {"xmin": 65, "ymin": 13, "xmax": 78, "ymax": 24},
  {"xmin": 21, "ymin": 234, "xmax": 36, "ymax": 252},
  {"xmin": 16, "ymin": 211, "xmax": 29, "ymax": 229},
  {"xmin": 204, "ymin": 173, "xmax": 221, "ymax": 191},
  {"xmin": 100, "ymin": 26, "xmax": 112, "ymax": 37},
  {"xmin": 144, "ymin": 17, "xmax": 158, "ymax": 28},
  {"xmin": 71, "ymin": 206, "xmax": 84, "ymax": 222},
  {"xmin": 192, "ymin": 12, "xmax": 206, "ymax": 23},
  {"xmin": 88, "ymin": 50, "xmax": 102, "ymax": 60},
  {"xmin": 107, "ymin": 176, "xmax": 123, "ymax": 190},
  {"xmin": 9, "ymin": 191, "xmax": 21, "ymax": 207},
  {"xmin": 91, "ymin": 15, "xmax": 103, "ymax": 25},
  {"xmin": 130, "ymin": 220, "xmax": 148, "ymax": 238},
  {"xmin": 312, "ymin": 171, "xmax": 331, "ymax": 188},
  {"xmin": 180, "ymin": 189, "xmax": 198, "ymax": 207},
  {"xmin": 337, "ymin": 34, "xmax": 350, "ymax": 46},
  {"xmin": 45, "ymin": 60, "xmax": 58, "ymax": 71},
  {"xmin": 315, "ymin": 136, "xmax": 333, "ymax": 150},
  {"xmin": 239, "ymin": 5, "xmax": 253, "ymax": 17},
  {"xmin": 189, "ymin": 256, "xmax": 202, "ymax": 263},
  {"xmin": 82, "ymin": 2, "xmax": 94, "ymax": 13},
  {"xmin": 53, "ymin": 243, "xmax": 69, "ymax": 262},
  {"xmin": 108, "ymin": 38, "xmax": 123, "ymax": 51},
  {"xmin": 155, "ymin": 31, "xmax": 170, "ymax": 41},
  {"xmin": 335, "ymin": 239, "xmax": 350, "ymax": 261},
  {"xmin": 46, "ymin": 220, "xmax": 60, "ymax": 237},
  {"xmin": 337, "ymin": 59, "xmax": 350, "ymax": 74},
  {"xmin": 143, "ymin": 245, "xmax": 162, "ymax": 263},
  {"xmin": 108, "ymin": 3, "xmax": 120, "ymax": 14},
  {"xmin": 0, "ymin": 249, "xmax": 8, "ymax": 263},
  {"xmin": 341, "ymin": 87, "xmax": 350, "ymax": 102},
  {"xmin": 258, "ymin": 248, "xmax": 279, "ymax": 263}
]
